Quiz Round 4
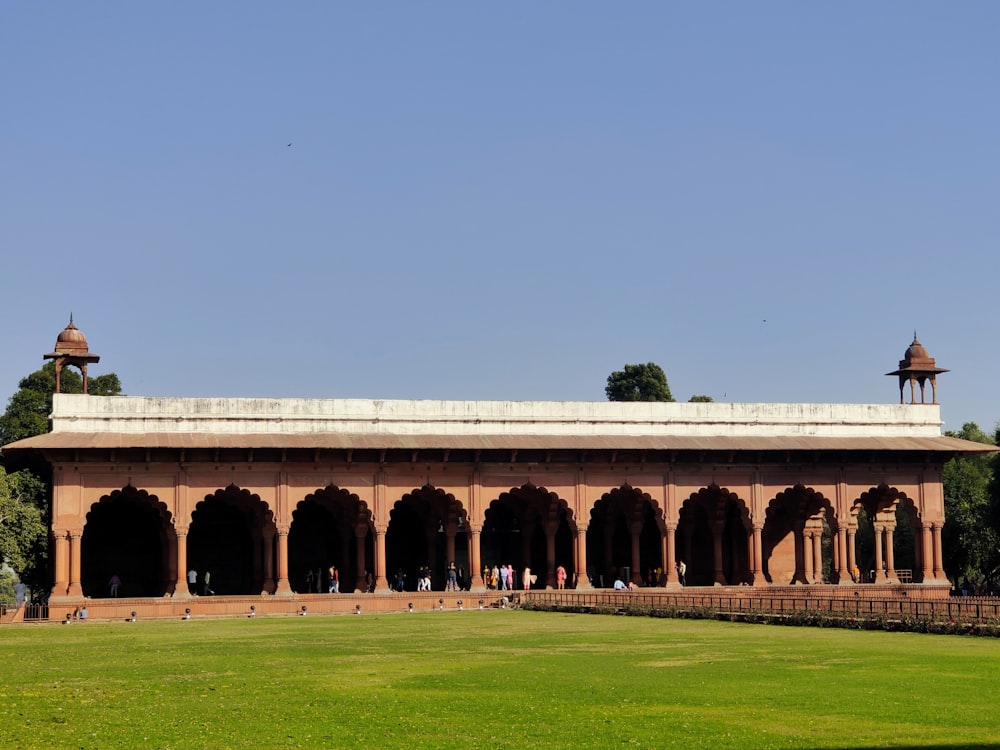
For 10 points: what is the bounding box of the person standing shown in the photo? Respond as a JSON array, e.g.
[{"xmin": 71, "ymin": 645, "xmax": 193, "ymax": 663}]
[
  {"xmin": 556, "ymin": 565, "xmax": 567, "ymax": 590},
  {"xmin": 446, "ymin": 561, "xmax": 457, "ymax": 592},
  {"xmin": 108, "ymin": 573, "xmax": 121, "ymax": 597},
  {"xmin": 522, "ymin": 566, "xmax": 532, "ymax": 591},
  {"xmin": 678, "ymin": 560, "xmax": 687, "ymax": 587},
  {"xmin": 329, "ymin": 566, "xmax": 339, "ymax": 594},
  {"xmin": 203, "ymin": 570, "xmax": 214, "ymax": 596},
  {"xmin": 188, "ymin": 568, "xmax": 198, "ymax": 594}
]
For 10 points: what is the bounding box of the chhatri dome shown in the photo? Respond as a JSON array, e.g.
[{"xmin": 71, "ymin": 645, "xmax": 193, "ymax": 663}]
[
  {"xmin": 50, "ymin": 316, "xmax": 91, "ymax": 355},
  {"xmin": 886, "ymin": 333, "xmax": 948, "ymax": 405},
  {"xmin": 44, "ymin": 315, "xmax": 100, "ymax": 394}
]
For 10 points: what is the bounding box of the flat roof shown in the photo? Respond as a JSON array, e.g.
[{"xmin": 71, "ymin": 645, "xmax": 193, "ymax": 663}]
[
  {"xmin": 1, "ymin": 394, "xmax": 994, "ymax": 456},
  {"xmin": 3, "ymin": 430, "xmax": 988, "ymax": 454}
]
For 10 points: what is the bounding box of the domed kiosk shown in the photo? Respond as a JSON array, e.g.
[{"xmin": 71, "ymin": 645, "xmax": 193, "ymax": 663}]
[
  {"xmin": 44, "ymin": 315, "xmax": 101, "ymax": 394},
  {"xmin": 886, "ymin": 334, "xmax": 949, "ymax": 405}
]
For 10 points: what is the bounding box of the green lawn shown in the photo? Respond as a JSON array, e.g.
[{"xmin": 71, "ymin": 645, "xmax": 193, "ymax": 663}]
[{"xmin": 1, "ymin": 610, "xmax": 998, "ymax": 749}]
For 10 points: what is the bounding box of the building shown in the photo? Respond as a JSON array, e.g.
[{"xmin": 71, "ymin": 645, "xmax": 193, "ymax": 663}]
[{"xmin": 2, "ymin": 325, "xmax": 991, "ymax": 603}]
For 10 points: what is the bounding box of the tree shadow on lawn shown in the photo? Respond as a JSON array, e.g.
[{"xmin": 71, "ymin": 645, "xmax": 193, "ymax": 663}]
[{"xmin": 813, "ymin": 746, "xmax": 1000, "ymax": 750}]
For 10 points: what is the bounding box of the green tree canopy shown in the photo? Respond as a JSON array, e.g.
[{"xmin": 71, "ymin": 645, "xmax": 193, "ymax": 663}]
[
  {"xmin": 688, "ymin": 395, "xmax": 714, "ymax": 403},
  {"xmin": 0, "ymin": 467, "xmax": 47, "ymax": 591},
  {"xmin": 942, "ymin": 422, "xmax": 999, "ymax": 587},
  {"xmin": 605, "ymin": 363, "xmax": 674, "ymax": 402}
]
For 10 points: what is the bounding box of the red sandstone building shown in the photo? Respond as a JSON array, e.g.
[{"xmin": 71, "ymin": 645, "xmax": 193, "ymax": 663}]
[{"xmin": 3, "ymin": 324, "xmax": 992, "ymax": 609}]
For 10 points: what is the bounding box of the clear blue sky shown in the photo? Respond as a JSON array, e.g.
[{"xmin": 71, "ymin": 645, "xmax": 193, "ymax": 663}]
[{"xmin": 3, "ymin": 3, "xmax": 998, "ymax": 433}]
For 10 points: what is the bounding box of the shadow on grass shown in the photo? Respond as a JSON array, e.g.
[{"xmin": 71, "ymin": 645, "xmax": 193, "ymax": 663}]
[{"xmin": 813, "ymin": 746, "xmax": 1000, "ymax": 750}]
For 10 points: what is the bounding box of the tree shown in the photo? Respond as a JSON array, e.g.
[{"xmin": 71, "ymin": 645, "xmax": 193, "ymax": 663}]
[
  {"xmin": 0, "ymin": 361, "xmax": 122, "ymax": 594},
  {"xmin": 689, "ymin": 395, "xmax": 714, "ymax": 403},
  {"xmin": 0, "ymin": 467, "xmax": 47, "ymax": 592},
  {"xmin": 605, "ymin": 363, "xmax": 674, "ymax": 402},
  {"xmin": 942, "ymin": 422, "xmax": 999, "ymax": 588}
]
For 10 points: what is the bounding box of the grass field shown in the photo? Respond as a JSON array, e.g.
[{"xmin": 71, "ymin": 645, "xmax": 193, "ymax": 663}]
[{"xmin": 1, "ymin": 610, "xmax": 999, "ymax": 749}]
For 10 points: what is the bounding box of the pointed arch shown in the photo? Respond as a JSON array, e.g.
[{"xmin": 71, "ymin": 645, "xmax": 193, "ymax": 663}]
[
  {"xmin": 677, "ymin": 485, "xmax": 751, "ymax": 586},
  {"xmin": 852, "ymin": 484, "xmax": 923, "ymax": 583},
  {"xmin": 481, "ymin": 483, "xmax": 575, "ymax": 590},
  {"xmin": 289, "ymin": 485, "xmax": 374, "ymax": 593},
  {"xmin": 188, "ymin": 485, "xmax": 276, "ymax": 595},
  {"xmin": 385, "ymin": 485, "xmax": 468, "ymax": 591},
  {"xmin": 81, "ymin": 485, "xmax": 174, "ymax": 598},
  {"xmin": 763, "ymin": 485, "xmax": 837, "ymax": 585},
  {"xmin": 586, "ymin": 484, "xmax": 665, "ymax": 588}
]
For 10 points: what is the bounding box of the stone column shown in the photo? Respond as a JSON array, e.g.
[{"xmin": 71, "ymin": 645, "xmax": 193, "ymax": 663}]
[
  {"xmin": 656, "ymin": 526, "xmax": 674, "ymax": 586},
  {"xmin": 68, "ymin": 530, "xmax": 83, "ymax": 597},
  {"xmin": 575, "ymin": 523, "xmax": 591, "ymax": 589},
  {"xmin": 751, "ymin": 524, "xmax": 763, "ymax": 585},
  {"xmin": 712, "ymin": 521, "xmax": 725, "ymax": 585},
  {"xmin": 802, "ymin": 530, "xmax": 815, "ymax": 584},
  {"xmin": 51, "ymin": 531, "xmax": 69, "ymax": 599},
  {"xmin": 275, "ymin": 527, "xmax": 292, "ymax": 596},
  {"xmin": 920, "ymin": 525, "xmax": 933, "ymax": 583},
  {"xmin": 662, "ymin": 525, "xmax": 674, "ymax": 585},
  {"xmin": 931, "ymin": 523, "xmax": 944, "ymax": 581},
  {"xmin": 812, "ymin": 530, "xmax": 823, "ymax": 583},
  {"xmin": 374, "ymin": 527, "xmax": 388, "ymax": 592},
  {"xmin": 835, "ymin": 527, "xmax": 847, "ymax": 584},
  {"xmin": 885, "ymin": 523, "xmax": 898, "ymax": 583},
  {"xmin": 174, "ymin": 529, "xmax": 191, "ymax": 598},
  {"xmin": 355, "ymin": 525, "xmax": 368, "ymax": 592},
  {"xmin": 544, "ymin": 522, "xmax": 557, "ymax": 589},
  {"xmin": 469, "ymin": 526, "xmax": 484, "ymax": 592},
  {"xmin": 521, "ymin": 518, "xmax": 535, "ymax": 581},
  {"xmin": 845, "ymin": 528, "xmax": 856, "ymax": 583},
  {"xmin": 445, "ymin": 524, "xmax": 457, "ymax": 573},
  {"xmin": 873, "ymin": 525, "xmax": 886, "ymax": 583},
  {"xmin": 629, "ymin": 523, "xmax": 642, "ymax": 586},
  {"xmin": 262, "ymin": 528, "xmax": 275, "ymax": 593}
]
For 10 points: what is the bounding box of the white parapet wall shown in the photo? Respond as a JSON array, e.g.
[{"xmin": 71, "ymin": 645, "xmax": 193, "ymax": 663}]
[{"xmin": 50, "ymin": 394, "xmax": 944, "ymax": 439}]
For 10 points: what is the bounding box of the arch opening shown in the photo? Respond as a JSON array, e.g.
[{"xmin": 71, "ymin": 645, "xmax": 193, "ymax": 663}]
[
  {"xmin": 385, "ymin": 486, "xmax": 467, "ymax": 591},
  {"xmin": 678, "ymin": 486, "xmax": 751, "ymax": 586},
  {"xmin": 188, "ymin": 486, "xmax": 274, "ymax": 595},
  {"xmin": 288, "ymin": 487, "xmax": 373, "ymax": 594},
  {"xmin": 482, "ymin": 485, "xmax": 574, "ymax": 590},
  {"xmin": 763, "ymin": 485, "xmax": 837, "ymax": 585},
  {"xmin": 586, "ymin": 486, "xmax": 663, "ymax": 588},
  {"xmin": 81, "ymin": 486, "xmax": 172, "ymax": 598}
]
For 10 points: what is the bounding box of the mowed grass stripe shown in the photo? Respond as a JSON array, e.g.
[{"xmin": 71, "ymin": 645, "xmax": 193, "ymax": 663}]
[{"xmin": 1, "ymin": 610, "xmax": 998, "ymax": 749}]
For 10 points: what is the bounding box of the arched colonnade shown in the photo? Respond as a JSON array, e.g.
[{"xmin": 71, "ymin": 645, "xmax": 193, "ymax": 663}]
[{"xmin": 51, "ymin": 478, "xmax": 946, "ymax": 599}]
